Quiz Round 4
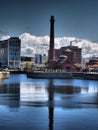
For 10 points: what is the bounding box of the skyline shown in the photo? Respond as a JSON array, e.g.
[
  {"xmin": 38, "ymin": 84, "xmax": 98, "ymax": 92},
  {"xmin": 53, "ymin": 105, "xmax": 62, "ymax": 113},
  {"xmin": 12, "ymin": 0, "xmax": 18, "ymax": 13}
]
[{"xmin": 0, "ymin": 0, "xmax": 98, "ymax": 41}]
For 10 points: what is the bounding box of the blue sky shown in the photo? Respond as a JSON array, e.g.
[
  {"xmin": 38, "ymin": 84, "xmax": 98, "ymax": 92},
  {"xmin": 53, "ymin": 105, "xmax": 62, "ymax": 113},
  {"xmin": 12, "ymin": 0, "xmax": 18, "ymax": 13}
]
[{"xmin": 0, "ymin": 0, "xmax": 98, "ymax": 41}]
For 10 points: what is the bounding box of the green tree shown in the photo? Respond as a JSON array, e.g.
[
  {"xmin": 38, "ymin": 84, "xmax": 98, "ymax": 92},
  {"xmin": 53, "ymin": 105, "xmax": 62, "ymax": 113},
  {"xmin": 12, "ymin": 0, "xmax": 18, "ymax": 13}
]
[{"xmin": 23, "ymin": 62, "xmax": 35, "ymax": 70}]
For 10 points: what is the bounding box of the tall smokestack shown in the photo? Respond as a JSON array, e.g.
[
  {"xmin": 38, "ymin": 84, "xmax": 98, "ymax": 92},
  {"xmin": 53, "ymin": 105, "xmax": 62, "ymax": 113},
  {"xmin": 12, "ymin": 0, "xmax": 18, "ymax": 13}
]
[{"xmin": 48, "ymin": 16, "xmax": 55, "ymax": 63}]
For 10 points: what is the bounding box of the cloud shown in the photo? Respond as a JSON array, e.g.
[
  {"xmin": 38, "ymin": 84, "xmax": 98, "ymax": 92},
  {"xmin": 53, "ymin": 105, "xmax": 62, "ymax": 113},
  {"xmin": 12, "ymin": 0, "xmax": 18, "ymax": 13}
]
[
  {"xmin": 1, "ymin": 35, "xmax": 10, "ymax": 40},
  {"xmin": 20, "ymin": 33, "xmax": 98, "ymax": 59},
  {"xmin": 19, "ymin": 33, "xmax": 49, "ymax": 56},
  {"xmin": 1, "ymin": 33, "xmax": 98, "ymax": 59}
]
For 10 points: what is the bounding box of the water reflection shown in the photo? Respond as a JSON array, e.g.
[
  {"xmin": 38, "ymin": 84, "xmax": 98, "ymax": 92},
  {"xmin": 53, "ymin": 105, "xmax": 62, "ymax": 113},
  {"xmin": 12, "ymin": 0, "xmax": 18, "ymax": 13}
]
[
  {"xmin": 0, "ymin": 80, "xmax": 98, "ymax": 108},
  {"xmin": 20, "ymin": 83, "xmax": 48, "ymax": 102},
  {"xmin": 0, "ymin": 77, "xmax": 98, "ymax": 130}
]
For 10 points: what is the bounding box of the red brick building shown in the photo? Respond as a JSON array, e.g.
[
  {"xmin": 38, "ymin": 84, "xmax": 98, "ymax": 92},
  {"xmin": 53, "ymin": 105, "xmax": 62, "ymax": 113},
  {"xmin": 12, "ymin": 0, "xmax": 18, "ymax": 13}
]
[{"xmin": 54, "ymin": 45, "xmax": 82, "ymax": 71}]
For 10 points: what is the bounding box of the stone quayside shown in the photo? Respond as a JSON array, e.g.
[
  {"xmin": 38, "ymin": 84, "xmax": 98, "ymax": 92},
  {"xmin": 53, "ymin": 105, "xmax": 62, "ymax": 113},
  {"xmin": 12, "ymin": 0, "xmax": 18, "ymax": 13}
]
[{"xmin": 27, "ymin": 71, "xmax": 98, "ymax": 80}]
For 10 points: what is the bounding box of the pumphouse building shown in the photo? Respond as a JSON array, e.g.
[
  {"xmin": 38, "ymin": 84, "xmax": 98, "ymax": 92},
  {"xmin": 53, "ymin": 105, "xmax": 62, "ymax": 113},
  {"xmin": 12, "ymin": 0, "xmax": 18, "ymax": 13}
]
[
  {"xmin": 54, "ymin": 44, "xmax": 82, "ymax": 70},
  {"xmin": 48, "ymin": 16, "xmax": 82, "ymax": 71}
]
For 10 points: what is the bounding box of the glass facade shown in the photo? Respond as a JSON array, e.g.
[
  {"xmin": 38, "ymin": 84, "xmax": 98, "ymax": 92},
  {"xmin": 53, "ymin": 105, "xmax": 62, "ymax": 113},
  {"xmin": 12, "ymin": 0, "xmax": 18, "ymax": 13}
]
[
  {"xmin": 9, "ymin": 39, "xmax": 21, "ymax": 61},
  {"xmin": 0, "ymin": 37, "xmax": 21, "ymax": 68}
]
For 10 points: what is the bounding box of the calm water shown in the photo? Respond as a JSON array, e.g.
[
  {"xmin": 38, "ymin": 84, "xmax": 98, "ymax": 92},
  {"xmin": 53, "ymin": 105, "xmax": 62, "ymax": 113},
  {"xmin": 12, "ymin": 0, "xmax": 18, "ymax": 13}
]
[{"xmin": 0, "ymin": 74, "xmax": 98, "ymax": 130}]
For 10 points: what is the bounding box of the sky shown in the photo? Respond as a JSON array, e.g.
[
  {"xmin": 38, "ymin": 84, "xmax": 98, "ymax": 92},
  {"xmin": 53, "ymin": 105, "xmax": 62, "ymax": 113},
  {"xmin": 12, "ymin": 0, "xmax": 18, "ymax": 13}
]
[{"xmin": 0, "ymin": 0, "xmax": 98, "ymax": 41}]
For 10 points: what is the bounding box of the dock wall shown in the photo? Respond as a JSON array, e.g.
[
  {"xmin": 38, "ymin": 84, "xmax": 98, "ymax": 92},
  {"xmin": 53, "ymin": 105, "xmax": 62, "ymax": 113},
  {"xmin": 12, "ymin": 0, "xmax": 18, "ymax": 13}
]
[
  {"xmin": 27, "ymin": 71, "xmax": 98, "ymax": 80},
  {"xmin": 72, "ymin": 72, "xmax": 98, "ymax": 80},
  {"xmin": 27, "ymin": 72, "xmax": 73, "ymax": 79}
]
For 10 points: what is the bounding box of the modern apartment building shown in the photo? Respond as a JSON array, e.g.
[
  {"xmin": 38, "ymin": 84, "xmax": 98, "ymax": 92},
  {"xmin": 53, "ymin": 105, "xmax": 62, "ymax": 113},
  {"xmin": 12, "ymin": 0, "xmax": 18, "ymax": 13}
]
[{"xmin": 0, "ymin": 37, "xmax": 21, "ymax": 68}]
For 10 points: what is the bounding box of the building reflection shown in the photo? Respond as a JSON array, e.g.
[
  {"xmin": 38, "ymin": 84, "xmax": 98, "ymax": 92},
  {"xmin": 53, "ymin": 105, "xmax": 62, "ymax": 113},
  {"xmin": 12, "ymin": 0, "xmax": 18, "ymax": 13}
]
[
  {"xmin": 0, "ymin": 81, "xmax": 98, "ymax": 109},
  {"xmin": 0, "ymin": 83, "xmax": 20, "ymax": 111}
]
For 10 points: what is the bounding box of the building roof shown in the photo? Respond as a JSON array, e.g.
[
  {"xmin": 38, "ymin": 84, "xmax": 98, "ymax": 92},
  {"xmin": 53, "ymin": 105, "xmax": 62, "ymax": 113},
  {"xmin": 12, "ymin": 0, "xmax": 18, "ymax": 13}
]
[
  {"xmin": 61, "ymin": 45, "xmax": 80, "ymax": 50},
  {"xmin": 65, "ymin": 48, "xmax": 72, "ymax": 52}
]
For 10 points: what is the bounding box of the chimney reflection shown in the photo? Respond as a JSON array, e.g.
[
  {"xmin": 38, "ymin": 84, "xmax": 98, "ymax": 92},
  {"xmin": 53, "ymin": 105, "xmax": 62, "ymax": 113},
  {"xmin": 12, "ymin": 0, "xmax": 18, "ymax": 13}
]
[{"xmin": 47, "ymin": 80, "xmax": 54, "ymax": 130}]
